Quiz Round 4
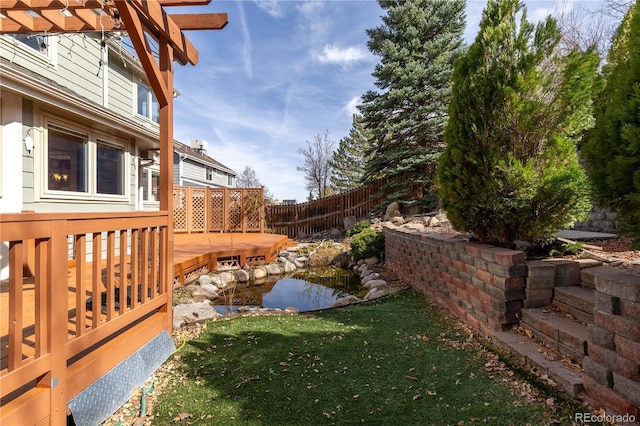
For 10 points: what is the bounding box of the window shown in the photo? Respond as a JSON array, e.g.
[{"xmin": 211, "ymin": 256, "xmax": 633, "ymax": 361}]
[
  {"xmin": 142, "ymin": 170, "xmax": 160, "ymax": 202},
  {"xmin": 206, "ymin": 168, "xmax": 214, "ymax": 181},
  {"xmin": 42, "ymin": 118, "xmax": 128, "ymax": 200},
  {"xmin": 137, "ymin": 82, "xmax": 159, "ymax": 123},
  {"xmin": 228, "ymin": 175, "xmax": 233, "ymax": 186},
  {"xmin": 47, "ymin": 126, "xmax": 88, "ymax": 193},
  {"xmin": 8, "ymin": 34, "xmax": 49, "ymax": 55},
  {"xmin": 97, "ymin": 141, "xmax": 124, "ymax": 195}
]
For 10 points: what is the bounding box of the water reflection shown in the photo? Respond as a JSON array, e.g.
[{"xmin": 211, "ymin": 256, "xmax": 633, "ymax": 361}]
[{"xmin": 213, "ymin": 267, "xmax": 362, "ymax": 314}]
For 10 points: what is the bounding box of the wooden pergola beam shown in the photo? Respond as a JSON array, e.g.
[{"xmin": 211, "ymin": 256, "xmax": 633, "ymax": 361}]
[
  {"xmin": 157, "ymin": 0, "xmax": 212, "ymax": 5},
  {"xmin": 169, "ymin": 12, "xmax": 227, "ymax": 30},
  {"xmin": 125, "ymin": 0, "xmax": 199, "ymax": 65},
  {"xmin": 116, "ymin": 0, "xmax": 170, "ymax": 106}
]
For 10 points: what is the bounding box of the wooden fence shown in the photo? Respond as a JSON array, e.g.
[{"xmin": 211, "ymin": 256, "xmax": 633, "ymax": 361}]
[
  {"xmin": 0, "ymin": 211, "xmax": 172, "ymax": 425},
  {"xmin": 266, "ymin": 183, "xmax": 385, "ymax": 238},
  {"xmin": 173, "ymin": 186, "xmax": 264, "ymax": 234}
]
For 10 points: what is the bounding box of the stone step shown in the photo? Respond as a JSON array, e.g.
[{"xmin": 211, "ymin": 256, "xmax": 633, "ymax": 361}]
[
  {"xmin": 521, "ymin": 308, "xmax": 588, "ymax": 364},
  {"xmin": 492, "ymin": 330, "xmax": 584, "ymax": 398},
  {"xmin": 553, "ymin": 286, "xmax": 595, "ymax": 324}
]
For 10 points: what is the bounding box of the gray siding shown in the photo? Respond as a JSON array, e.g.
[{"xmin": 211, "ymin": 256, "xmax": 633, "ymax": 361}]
[
  {"xmin": 107, "ymin": 57, "xmax": 133, "ymax": 118},
  {"xmin": 56, "ymin": 35, "xmax": 103, "ymax": 105}
]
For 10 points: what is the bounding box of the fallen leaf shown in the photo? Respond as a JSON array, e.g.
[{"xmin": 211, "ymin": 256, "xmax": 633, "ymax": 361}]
[{"xmin": 172, "ymin": 413, "xmax": 193, "ymax": 423}]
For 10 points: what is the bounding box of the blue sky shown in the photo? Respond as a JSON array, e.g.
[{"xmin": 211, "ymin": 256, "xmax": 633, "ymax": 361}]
[{"xmin": 170, "ymin": 0, "xmax": 601, "ymax": 203}]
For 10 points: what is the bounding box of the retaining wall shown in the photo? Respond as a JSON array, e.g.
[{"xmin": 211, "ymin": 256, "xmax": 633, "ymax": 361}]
[
  {"xmin": 383, "ymin": 225, "xmax": 526, "ymax": 334},
  {"xmin": 383, "ymin": 224, "xmax": 639, "ymax": 417},
  {"xmin": 582, "ymin": 266, "xmax": 640, "ymax": 418}
]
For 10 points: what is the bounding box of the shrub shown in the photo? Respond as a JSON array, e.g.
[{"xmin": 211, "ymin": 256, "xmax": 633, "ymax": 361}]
[
  {"xmin": 346, "ymin": 220, "xmax": 371, "ymax": 238},
  {"xmin": 581, "ymin": 2, "xmax": 640, "ymax": 248},
  {"xmin": 350, "ymin": 228, "xmax": 385, "ymax": 260},
  {"xmin": 437, "ymin": 0, "xmax": 599, "ymax": 248}
]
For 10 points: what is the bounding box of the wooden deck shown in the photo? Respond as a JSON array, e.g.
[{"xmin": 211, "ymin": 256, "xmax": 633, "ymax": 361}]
[
  {"xmin": 1, "ymin": 232, "xmax": 293, "ymax": 369},
  {"xmin": 173, "ymin": 232, "xmax": 295, "ymax": 286}
]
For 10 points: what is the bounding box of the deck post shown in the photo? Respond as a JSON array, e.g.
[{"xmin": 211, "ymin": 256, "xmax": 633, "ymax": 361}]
[
  {"xmin": 46, "ymin": 219, "xmax": 69, "ymax": 425},
  {"xmin": 159, "ymin": 35, "xmax": 174, "ymax": 332}
]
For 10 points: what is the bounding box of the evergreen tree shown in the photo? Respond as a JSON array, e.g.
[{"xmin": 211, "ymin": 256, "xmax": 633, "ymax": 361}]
[
  {"xmin": 329, "ymin": 114, "xmax": 372, "ymax": 193},
  {"xmin": 582, "ymin": 0, "xmax": 640, "ymax": 247},
  {"xmin": 437, "ymin": 0, "xmax": 600, "ymax": 247},
  {"xmin": 358, "ymin": 0, "xmax": 465, "ymax": 210}
]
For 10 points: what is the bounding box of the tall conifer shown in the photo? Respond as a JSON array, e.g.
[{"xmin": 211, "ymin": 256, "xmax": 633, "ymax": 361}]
[
  {"xmin": 582, "ymin": 1, "xmax": 640, "ymax": 247},
  {"xmin": 437, "ymin": 0, "xmax": 600, "ymax": 247},
  {"xmin": 359, "ymin": 0, "xmax": 465, "ymax": 210},
  {"xmin": 330, "ymin": 114, "xmax": 372, "ymax": 193}
]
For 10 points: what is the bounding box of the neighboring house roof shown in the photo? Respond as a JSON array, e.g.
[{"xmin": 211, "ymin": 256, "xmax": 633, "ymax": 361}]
[{"xmin": 174, "ymin": 140, "xmax": 236, "ymax": 176}]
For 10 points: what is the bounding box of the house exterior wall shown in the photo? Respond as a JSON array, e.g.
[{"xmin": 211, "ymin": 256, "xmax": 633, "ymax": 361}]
[{"xmin": 174, "ymin": 156, "xmax": 236, "ymax": 188}]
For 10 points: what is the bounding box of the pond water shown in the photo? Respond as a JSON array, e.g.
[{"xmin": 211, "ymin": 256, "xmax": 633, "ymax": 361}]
[{"xmin": 212, "ymin": 267, "xmax": 364, "ymax": 314}]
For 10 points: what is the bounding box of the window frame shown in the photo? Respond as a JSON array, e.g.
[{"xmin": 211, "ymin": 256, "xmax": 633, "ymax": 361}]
[
  {"xmin": 38, "ymin": 116, "xmax": 130, "ymax": 202},
  {"xmin": 135, "ymin": 80, "xmax": 159, "ymax": 124},
  {"xmin": 1, "ymin": 34, "xmax": 57, "ymax": 65},
  {"xmin": 142, "ymin": 168, "xmax": 160, "ymax": 203}
]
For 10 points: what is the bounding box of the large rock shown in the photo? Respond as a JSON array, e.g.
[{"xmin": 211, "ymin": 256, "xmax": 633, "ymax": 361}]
[
  {"xmin": 361, "ymin": 273, "xmax": 380, "ymax": 284},
  {"xmin": 266, "ymin": 263, "xmax": 283, "ymax": 275},
  {"xmin": 283, "ymin": 260, "xmax": 297, "ymax": 273},
  {"xmin": 235, "ymin": 269, "xmax": 250, "ymax": 283},
  {"xmin": 199, "ymin": 275, "xmax": 213, "ymax": 286},
  {"xmin": 362, "ymin": 279, "xmax": 388, "ymax": 290},
  {"xmin": 190, "ymin": 283, "xmax": 219, "ymax": 300},
  {"xmin": 219, "ymin": 272, "xmax": 235, "ymax": 285},
  {"xmin": 390, "ymin": 216, "xmax": 405, "ymax": 225},
  {"xmin": 173, "ymin": 302, "xmax": 220, "ymax": 328},
  {"xmin": 364, "ymin": 256, "xmax": 379, "ymax": 267},
  {"xmin": 254, "ymin": 267, "xmax": 268, "ymax": 279},
  {"xmin": 331, "ymin": 295, "xmax": 361, "ymax": 308},
  {"xmin": 363, "ymin": 287, "xmax": 388, "ymax": 301},
  {"xmin": 383, "ymin": 201, "xmax": 401, "ymax": 221}
]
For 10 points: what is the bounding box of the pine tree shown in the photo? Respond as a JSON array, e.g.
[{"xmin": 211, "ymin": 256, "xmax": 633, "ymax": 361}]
[
  {"xmin": 437, "ymin": 0, "xmax": 600, "ymax": 247},
  {"xmin": 329, "ymin": 114, "xmax": 372, "ymax": 193},
  {"xmin": 358, "ymin": 0, "xmax": 465, "ymax": 211},
  {"xmin": 582, "ymin": 0, "xmax": 640, "ymax": 247}
]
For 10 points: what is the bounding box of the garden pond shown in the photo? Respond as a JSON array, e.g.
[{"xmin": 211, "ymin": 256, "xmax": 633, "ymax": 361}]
[{"xmin": 210, "ymin": 266, "xmax": 365, "ymax": 314}]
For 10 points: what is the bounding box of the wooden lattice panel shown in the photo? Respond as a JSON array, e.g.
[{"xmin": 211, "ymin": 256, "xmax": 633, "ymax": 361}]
[
  {"xmin": 228, "ymin": 190, "xmax": 243, "ymax": 232},
  {"xmin": 190, "ymin": 188, "xmax": 207, "ymax": 232},
  {"xmin": 209, "ymin": 190, "xmax": 225, "ymax": 232},
  {"xmin": 245, "ymin": 189, "xmax": 262, "ymax": 232},
  {"xmin": 173, "ymin": 188, "xmax": 188, "ymax": 232}
]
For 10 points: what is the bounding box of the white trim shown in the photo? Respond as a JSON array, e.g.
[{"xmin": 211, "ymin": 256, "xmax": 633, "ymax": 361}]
[
  {"xmin": 0, "ymin": 92, "xmax": 23, "ymax": 213},
  {"xmin": 36, "ymin": 114, "xmax": 130, "ymax": 203},
  {"xmin": 0, "ymin": 34, "xmax": 58, "ymax": 67}
]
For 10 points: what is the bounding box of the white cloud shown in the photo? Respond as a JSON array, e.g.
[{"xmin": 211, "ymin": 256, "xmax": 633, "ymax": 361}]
[
  {"xmin": 253, "ymin": 0, "xmax": 285, "ymax": 18},
  {"xmin": 238, "ymin": 2, "xmax": 253, "ymax": 79},
  {"xmin": 345, "ymin": 96, "xmax": 361, "ymax": 116},
  {"xmin": 315, "ymin": 44, "xmax": 370, "ymax": 65}
]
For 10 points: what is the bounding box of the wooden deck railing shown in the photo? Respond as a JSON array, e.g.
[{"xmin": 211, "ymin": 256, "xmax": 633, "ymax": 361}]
[
  {"xmin": 265, "ymin": 183, "xmax": 385, "ymax": 238},
  {"xmin": 173, "ymin": 186, "xmax": 264, "ymax": 233},
  {"xmin": 0, "ymin": 211, "xmax": 172, "ymax": 425}
]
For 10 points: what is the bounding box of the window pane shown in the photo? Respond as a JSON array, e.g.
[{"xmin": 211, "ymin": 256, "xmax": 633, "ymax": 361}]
[
  {"xmin": 137, "ymin": 82, "xmax": 149, "ymax": 118},
  {"xmin": 11, "ymin": 34, "xmax": 48, "ymax": 56},
  {"xmin": 97, "ymin": 143, "xmax": 124, "ymax": 195},
  {"xmin": 151, "ymin": 171, "xmax": 160, "ymax": 201},
  {"xmin": 151, "ymin": 96, "xmax": 159, "ymax": 123},
  {"xmin": 48, "ymin": 127, "xmax": 87, "ymax": 192},
  {"xmin": 142, "ymin": 169, "xmax": 149, "ymax": 200}
]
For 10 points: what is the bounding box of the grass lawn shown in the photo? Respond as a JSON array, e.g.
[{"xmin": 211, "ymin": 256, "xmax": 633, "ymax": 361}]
[{"xmin": 150, "ymin": 289, "xmax": 578, "ymax": 425}]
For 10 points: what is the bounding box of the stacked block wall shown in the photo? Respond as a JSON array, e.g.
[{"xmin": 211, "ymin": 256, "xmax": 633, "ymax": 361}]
[
  {"xmin": 383, "ymin": 226, "xmax": 526, "ymax": 334},
  {"xmin": 582, "ymin": 266, "xmax": 640, "ymax": 418},
  {"xmin": 384, "ymin": 225, "xmax": 639, "ymax": 417}
]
